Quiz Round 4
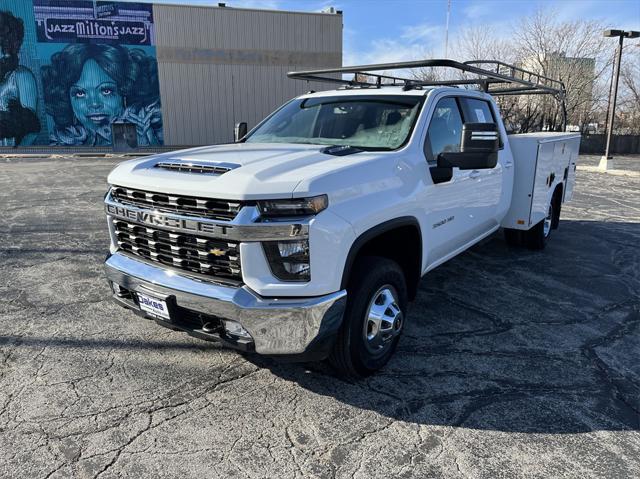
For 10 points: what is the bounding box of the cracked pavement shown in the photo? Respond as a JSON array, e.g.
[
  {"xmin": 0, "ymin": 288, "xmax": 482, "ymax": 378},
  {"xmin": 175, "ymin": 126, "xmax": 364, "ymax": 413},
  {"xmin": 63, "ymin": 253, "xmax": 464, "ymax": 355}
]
[{"xmin": 0, "ymin": 154, "xmax": 639, "ymax": 478}]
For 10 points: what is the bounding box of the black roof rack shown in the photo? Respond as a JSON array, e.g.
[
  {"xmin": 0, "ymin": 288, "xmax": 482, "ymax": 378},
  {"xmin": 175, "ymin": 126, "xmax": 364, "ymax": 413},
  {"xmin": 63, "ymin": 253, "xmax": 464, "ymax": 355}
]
[{"xmin": 288, "ymin": 59, "xmax": 567, "ymax": 125}]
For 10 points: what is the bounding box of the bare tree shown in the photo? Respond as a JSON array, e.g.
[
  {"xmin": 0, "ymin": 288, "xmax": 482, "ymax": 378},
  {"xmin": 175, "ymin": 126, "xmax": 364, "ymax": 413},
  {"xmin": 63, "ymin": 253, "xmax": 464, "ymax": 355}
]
[
  {"xmin": 384, "ymin": 12, "xmax": 620, "ymax": 135},
  {"xmin": 514, "ymin": 10, "xmax": 611, "ymax": 131},
  {"xmin": 452, "ymin": 26, "xmax": 516, "ymax": 63},
  {"xmin": 617, "ymin": 43, "xmax": 640, "ymax": 134},
  {"xmin": 448, "ymin": 25, "xmax": 542, "ymax": 132},
  {"xmin": 414, "ymin": 11, "xmax": 612, "ymax": 133}
]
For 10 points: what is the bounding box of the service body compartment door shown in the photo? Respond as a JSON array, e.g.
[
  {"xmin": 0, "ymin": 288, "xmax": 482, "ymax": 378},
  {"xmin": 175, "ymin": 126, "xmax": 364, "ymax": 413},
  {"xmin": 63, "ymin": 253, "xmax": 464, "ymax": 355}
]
[
  {"xmin": 502, "ymin": 133, "xmax": 581, "ymax": 230},
  {"xmin": 530, "ymin": 142, "xmax": 556, "ymax": 227},
  {"xmin": 563, "ymin": 140, "xmax": 580, "ymax": 202}
]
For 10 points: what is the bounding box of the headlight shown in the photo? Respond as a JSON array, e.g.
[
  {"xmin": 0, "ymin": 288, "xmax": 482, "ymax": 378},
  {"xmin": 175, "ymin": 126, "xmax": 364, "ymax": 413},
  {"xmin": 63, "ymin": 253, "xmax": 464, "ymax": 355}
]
[
  {"xmin": 263, "ymin": 240, "xmax": 310, "ymax": 281},
  {"xmin": 257, "ymin": 195, "xmax": 328, "ymax": 218}
]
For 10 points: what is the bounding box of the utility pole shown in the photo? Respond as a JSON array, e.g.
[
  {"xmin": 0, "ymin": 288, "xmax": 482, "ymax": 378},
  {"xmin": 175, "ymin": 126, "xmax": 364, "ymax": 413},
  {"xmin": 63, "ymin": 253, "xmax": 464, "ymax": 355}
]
[
  {"xmin": 599, "ymin": 29, "xmax": 640, "ymax": 171},
  {"xmin": 444, "ymin": 0, "xmax": 451, "ymax": 58}
]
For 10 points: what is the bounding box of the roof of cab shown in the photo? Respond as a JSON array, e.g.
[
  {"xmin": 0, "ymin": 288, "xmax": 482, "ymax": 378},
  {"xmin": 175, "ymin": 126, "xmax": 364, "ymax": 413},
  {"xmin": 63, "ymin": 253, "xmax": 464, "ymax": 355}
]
[
  {"xmin": 298, "ymin": 86, "xmax": 431, "ymax": 98},
  {"xmin": 297, "ymin": 86, "xmax": 494, "ymax": 100}
]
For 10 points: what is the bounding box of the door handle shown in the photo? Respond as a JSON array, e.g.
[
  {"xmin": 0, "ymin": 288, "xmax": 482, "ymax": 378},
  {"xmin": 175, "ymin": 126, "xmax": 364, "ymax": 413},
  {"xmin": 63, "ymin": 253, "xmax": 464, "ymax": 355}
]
[
  {"xmin": 469, "ymin": 170, "xmax": 481, "ymax": 179},
  {"xmin": 505, "ymin": 161, "xmax": 514, "ymax": 168}
]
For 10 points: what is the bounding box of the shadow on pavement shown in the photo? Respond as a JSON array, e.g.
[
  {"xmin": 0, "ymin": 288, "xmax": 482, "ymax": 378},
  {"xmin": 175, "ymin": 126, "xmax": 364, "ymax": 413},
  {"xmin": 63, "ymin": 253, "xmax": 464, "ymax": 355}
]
[
  {"xmin": 255, "ymin": 220, "xmax": 640, "ymax": 433},
  {"xmin": 2, "ymin": 220, "xmax": 638, "ymax": 434}
]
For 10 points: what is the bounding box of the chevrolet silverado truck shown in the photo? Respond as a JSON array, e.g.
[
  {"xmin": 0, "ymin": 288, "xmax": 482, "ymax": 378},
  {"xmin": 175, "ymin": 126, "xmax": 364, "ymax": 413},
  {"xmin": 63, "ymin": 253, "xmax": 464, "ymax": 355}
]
[{"xmin": 103, "ymin": 60, "xmax": 580, "ymax": 377}]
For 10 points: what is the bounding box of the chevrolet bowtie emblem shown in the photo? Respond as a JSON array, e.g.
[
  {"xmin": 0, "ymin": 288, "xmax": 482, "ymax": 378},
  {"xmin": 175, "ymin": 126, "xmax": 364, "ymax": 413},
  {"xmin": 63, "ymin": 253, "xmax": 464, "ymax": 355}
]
[{"xmin": 209, "ymin": 248, "xmax": 225, "ymax": 256}]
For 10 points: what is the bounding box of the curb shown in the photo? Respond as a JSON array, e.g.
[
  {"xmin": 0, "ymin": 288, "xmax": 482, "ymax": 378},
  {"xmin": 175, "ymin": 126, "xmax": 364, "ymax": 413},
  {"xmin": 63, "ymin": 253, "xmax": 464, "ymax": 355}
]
[{"xmin": 577, "ymin": 165, "xmax": 640, "ymax": 177}]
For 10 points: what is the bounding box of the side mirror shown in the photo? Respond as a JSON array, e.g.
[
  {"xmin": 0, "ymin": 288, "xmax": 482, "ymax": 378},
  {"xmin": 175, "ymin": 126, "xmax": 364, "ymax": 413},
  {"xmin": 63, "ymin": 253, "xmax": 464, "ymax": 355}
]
[
  {"xmin": 234, "ymin": 122, "xmax": 248, "ymax": 142},
  {"xmin": 461, "ymin": 122, "xmax": 500, "ymax": 155},
  {"xmin": 437, "ymin": 122, "xmax": 499, "ymax": 170},
  {"xmin": 429, "ymin": 123, "xmax": 500, "ymax": 184}
]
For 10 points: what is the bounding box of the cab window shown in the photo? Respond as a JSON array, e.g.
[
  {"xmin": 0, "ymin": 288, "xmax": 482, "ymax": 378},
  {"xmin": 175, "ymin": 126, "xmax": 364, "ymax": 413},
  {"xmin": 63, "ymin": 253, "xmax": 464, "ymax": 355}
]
[
  {"xmin": 459, "ymin": 97, "xmax": 503, "ymax": 148},
  {"xmin": 424, "ymin": 97, "xmax": 463, "ymax": 163},
  {"xmin": 460, "ymin": 98, "xmax": 495, "ymax": 123}
]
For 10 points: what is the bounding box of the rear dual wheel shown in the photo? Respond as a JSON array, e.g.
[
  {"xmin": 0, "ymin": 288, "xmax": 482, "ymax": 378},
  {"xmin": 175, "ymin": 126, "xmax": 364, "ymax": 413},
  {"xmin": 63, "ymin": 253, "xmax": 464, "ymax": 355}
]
[
  {"xmin": 505, "ymin": 193, "xmax": 560, "ymax": 250},
  {"xmin": 525, "ymin": 201, "xmax": 555, "ymax": 250}
]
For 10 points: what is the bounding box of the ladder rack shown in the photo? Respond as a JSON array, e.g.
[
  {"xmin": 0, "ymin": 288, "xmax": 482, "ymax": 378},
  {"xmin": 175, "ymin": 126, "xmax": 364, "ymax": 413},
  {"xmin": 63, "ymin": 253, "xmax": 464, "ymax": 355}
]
[{"xmin": 288, "ymin": 58, "xmax": 567, "ymax": 128}]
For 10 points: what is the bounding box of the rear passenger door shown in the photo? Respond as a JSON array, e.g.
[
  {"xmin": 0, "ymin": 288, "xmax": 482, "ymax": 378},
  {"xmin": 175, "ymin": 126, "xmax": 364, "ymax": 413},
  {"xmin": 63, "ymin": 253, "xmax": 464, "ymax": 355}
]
[{"xmin": 458, "ymin": 96, "xmax": 505, "ymax": 231}]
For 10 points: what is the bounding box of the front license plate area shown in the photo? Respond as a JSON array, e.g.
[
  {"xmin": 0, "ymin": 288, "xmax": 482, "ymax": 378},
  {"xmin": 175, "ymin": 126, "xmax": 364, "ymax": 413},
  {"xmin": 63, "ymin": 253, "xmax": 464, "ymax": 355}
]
[{"xmin": 137, "ymin": 292, "xmax": 171, "ymax": 320}]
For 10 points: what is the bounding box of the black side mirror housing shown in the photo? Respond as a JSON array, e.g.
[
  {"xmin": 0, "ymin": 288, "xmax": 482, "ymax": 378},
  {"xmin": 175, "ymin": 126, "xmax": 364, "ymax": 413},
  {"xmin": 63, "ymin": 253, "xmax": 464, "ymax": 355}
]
[
  {"xmin": 437, "ymin": 123, "xmax": 499, "ymax": 170},
  {"xmin": 461, "ymin": 122, "xmax": 500, "ymax": 156},
  {"xmin": 234, "ymin": 122, "xmax": 248, "ymax": 142},
  {"xmin": 430, "ymin": 123, "xmax": 499, "ymax": 184}
]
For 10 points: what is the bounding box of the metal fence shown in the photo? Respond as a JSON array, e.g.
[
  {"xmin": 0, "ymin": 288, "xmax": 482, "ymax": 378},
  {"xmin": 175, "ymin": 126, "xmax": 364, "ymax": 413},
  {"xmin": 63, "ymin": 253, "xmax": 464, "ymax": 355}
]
[{"xmin": 579, "ymin": 135, "xmax": 640, "ymax": 155}]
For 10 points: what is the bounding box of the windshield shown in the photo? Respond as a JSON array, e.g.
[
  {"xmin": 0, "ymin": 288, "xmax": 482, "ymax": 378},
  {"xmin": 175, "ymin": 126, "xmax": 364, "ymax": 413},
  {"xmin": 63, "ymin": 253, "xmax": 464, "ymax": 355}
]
[{"xmin": 245, "ymin": 95, "xmax": 424, "ymax": 151}]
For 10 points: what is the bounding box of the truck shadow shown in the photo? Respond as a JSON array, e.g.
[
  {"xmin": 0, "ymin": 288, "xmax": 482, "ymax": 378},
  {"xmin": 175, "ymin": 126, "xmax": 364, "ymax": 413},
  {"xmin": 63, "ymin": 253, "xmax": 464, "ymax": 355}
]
[{"xmin": 254, "ymin": 220, "xmax": 640, "ymax": 433}]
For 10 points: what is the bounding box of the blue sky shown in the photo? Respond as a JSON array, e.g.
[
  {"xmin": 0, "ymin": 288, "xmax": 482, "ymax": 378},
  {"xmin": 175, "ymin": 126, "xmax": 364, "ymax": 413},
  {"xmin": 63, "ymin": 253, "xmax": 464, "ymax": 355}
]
[{"xmin": 125, "ymin": 0, "xmax": 640, "ymax": 63}]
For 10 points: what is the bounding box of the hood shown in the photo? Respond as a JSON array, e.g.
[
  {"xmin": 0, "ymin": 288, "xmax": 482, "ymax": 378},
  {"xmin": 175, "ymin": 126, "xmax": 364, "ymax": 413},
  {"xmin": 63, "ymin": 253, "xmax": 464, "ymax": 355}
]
[{"xmin": 107, "ymin": 142, "xmax": 381, "ymax": 200}]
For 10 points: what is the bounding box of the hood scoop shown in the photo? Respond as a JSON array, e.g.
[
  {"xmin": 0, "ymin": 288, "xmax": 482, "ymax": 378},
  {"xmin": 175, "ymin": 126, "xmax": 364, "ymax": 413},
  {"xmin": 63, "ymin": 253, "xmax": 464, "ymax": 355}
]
[
  {"xmin": 155, "ymin": 160, "xmax": 240, "ymax": 175},
  {"xmin": 320, "ymin": 145, "xmax": 363, "ymax": 157}
]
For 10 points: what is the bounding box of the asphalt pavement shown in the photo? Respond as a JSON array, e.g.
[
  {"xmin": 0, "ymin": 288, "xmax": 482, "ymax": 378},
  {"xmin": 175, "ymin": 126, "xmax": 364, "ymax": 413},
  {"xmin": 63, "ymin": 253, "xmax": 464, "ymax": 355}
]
[{"xmin": 1, "ymin": 154, "xmax": 639, "ymax": 478}]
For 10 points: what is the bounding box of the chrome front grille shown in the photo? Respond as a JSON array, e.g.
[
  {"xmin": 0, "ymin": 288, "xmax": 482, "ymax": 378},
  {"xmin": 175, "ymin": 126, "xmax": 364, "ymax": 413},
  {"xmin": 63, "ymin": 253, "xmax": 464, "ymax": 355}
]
[
  {"xmin": 111, "ymin": 186, "xmax": 242, "ymax": 221},
  {"xmin": 113, "ymin": 219, "xmax": 241, "ymax": 281}
]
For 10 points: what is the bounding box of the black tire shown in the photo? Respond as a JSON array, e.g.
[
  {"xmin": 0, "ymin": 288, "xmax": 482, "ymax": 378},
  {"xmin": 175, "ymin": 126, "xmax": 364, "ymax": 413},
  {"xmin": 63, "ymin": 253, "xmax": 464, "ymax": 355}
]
[
  {"xmin": 551, "ymin": 193, "xmax": 562, "ymax": 230},
  {"xmin": 525, "ymin": 201, "xmax": 554, "ymax": 250},
  {"xmin": 504, "ymin": 228, "xmax": 523, "ymax": 247},
  {"xmin": 329, "ymin": 256, "xmax": 408, "ymax": 378}
]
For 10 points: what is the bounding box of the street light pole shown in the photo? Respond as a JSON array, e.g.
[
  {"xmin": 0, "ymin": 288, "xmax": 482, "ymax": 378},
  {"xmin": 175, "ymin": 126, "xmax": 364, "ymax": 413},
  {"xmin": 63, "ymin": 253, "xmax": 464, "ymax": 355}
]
[{"xmin": 599, "ymin": 29, "xmax": 640, "ymax": 171}]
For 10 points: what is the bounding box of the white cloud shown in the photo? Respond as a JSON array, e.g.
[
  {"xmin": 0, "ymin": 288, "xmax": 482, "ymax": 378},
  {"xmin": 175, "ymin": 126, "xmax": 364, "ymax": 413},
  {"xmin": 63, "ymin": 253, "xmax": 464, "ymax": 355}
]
[
  {"xmin": 344, "ymin": 21, "xmax": 445, "ymax": 68},
  {"xmin": 226, "ymin": 0, "xmax": 282, "ymax": 9},
  {"xmin": 311, "ymin": 0, "xmax": 344, "ymax": 13},
  {"xmin": 344, "ymin": 38, "xmax": 430, "ymax": 66},
  {"xmin": 463, "ymin": 1, "xmax": 493, "ymax": 20},
  {"xmin": 401, "ymin": 23, "xmax": 442, "ymax": 43}
]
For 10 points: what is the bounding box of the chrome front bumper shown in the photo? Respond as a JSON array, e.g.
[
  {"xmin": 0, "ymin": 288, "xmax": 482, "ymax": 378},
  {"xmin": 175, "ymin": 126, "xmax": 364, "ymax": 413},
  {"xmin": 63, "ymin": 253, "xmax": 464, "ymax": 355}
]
[{"xmin": 104, "ymin": 253, "xmax": 347, "ymax": 357}]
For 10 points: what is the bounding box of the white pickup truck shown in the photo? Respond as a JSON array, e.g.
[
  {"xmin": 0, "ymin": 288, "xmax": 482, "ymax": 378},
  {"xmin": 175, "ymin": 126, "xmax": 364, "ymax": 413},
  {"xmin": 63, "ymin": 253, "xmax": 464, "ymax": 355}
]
[{"xmin": 103, "ymin": 60, "xmax": 580, "ymax": 377}]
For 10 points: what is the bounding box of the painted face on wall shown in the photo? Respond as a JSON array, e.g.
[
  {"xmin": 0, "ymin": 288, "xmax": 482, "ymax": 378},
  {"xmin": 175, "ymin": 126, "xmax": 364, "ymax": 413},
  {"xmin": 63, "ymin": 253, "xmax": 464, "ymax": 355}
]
[
  {"xmin": 69, "ymin": 59, "xmax": 123, "ymax": 140},
  {"xmin": 0, "ymin": 45, "xmax": 18, "ymax": 80}
]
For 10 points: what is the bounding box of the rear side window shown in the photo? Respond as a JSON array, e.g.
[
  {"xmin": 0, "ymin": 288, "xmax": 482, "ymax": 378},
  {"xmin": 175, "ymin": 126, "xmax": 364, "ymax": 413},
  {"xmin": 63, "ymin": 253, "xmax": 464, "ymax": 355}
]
[
  {"xmin": 460, "ymin": 97, "xmax": 503, "ymax": 148},
  {"xmin": 460, "ymin": 98, "xmax": 495, "ymax": 124},
  {"xmin": 424, "ymin": 97, "xmax": 463, "ymax": 163}
]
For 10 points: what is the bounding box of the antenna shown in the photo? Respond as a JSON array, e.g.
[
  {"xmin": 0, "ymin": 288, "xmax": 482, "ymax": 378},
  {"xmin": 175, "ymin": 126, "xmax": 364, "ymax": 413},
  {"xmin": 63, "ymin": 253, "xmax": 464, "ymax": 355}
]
[{"xmin": 445, "ymin": 0, "xmax": 451, "ymax": 58}]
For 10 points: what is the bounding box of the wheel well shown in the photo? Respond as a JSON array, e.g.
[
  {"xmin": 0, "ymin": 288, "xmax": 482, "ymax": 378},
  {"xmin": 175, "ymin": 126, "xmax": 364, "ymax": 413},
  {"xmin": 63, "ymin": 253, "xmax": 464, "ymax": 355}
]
[
  {"xmin": 341, "ymin": 218, "xmax": 422, "ymax": 300},
  {"xmin": 552, "ymin": 183, "xmax": 563, "ymax": 228}
]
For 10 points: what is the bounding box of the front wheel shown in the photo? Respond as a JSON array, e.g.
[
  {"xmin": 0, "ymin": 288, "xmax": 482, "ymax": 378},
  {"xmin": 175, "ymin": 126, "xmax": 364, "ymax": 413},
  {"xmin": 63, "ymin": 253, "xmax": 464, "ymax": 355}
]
[{"xmin": 328, "ymin": 256, "xmax": 408, "ymax": 378}]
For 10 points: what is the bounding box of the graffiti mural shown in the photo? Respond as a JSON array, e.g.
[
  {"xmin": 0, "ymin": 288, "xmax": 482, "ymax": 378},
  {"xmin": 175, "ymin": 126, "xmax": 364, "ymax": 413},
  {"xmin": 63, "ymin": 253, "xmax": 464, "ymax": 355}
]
[
  {"xmin": 0, "ymin": 9, "xmax": 40, "ymax": 146},
  {"xmin": 35, "ymin": 0, "xmax": 162, "ymax": 146},
  {"xmin": 0, "ymin": 0, "xmax": 163, "ymax": 147},
  {"xmin": 41, "ymin": 43, "xmax": 163, "ymax": 146}
]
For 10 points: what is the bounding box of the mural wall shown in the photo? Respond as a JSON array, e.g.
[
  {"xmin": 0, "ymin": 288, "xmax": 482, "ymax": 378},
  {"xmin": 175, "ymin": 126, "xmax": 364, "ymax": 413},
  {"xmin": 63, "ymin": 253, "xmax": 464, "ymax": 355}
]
[{"xmin": 0, "ymin": 0, "xmax": 163, "ymax": 147}]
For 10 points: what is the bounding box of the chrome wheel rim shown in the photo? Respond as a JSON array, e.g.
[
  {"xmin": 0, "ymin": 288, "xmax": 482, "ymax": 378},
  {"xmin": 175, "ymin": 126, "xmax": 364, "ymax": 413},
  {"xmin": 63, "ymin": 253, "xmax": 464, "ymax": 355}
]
[
  {"xmin": 543, "ymin": 204, "xmax": 553, "ymax": 238},
  {"xmin": 363, "ymin": 285, "xmax": 403, "ymax": 355}
]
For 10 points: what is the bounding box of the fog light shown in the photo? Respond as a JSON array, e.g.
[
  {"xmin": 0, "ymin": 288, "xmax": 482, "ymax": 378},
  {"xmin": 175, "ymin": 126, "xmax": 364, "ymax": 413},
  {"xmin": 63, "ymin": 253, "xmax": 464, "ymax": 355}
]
[
  {"xmin": 263, "ymin": 240, "xmax": 310, "ymax": 281},
  {"xmin": 110, "ymin": 282, "xmax": 128, "ymax": 298},
  {"xmin": 223, "ymin": 320, "xmax": 251, "ymax": 339}
]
